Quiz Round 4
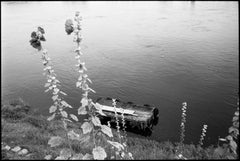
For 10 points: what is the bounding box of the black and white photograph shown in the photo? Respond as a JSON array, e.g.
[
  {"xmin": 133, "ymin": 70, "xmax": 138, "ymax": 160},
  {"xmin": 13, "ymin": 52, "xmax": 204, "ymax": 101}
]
[{"xmin": 1, "ymin": 1, "xmax": 239, "ymax": 160}]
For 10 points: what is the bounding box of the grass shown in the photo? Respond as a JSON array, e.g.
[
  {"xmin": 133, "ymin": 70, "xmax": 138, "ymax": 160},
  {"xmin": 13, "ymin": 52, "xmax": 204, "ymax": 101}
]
[{"xmin": 1, "ymin": 99, "xmax": 238, "ymax": 160}]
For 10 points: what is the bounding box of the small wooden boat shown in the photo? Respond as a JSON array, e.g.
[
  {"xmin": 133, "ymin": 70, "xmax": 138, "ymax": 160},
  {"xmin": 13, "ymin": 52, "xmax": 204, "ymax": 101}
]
[{"xmin": 96, "ymin": 97, "xmax": 159, "ymax": 136}]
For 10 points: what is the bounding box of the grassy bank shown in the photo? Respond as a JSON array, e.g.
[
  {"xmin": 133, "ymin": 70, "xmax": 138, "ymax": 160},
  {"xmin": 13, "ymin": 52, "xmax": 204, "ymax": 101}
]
[{"xmin": 1, "ymin": 99, "xmax": 238, "ymax": 160}]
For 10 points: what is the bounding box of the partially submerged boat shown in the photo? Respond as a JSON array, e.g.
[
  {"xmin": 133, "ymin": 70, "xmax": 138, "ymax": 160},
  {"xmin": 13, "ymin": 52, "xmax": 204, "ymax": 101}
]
[{"xmin": 96, "ymin": 97, "xmax": 159, "ymax": 136}]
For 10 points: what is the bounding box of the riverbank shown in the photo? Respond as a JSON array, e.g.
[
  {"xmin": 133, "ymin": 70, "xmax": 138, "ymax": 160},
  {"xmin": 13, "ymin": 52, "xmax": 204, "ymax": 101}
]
[{"xmin": 1, "ymin": 99, "xmax": 238, "ymax": 160}]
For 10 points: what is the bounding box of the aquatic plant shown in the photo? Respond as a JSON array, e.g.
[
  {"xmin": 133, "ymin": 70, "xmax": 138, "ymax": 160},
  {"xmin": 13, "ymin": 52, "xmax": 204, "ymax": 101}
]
[{"xmin": 199, "ymin": 124, "xmax": 208, "ymax": 146}]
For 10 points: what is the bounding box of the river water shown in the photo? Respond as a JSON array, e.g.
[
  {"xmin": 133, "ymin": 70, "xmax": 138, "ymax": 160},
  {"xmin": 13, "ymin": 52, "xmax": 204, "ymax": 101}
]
[{"xmin": 1, "ymin": 1, "xmax": 238, "ymax": 146}]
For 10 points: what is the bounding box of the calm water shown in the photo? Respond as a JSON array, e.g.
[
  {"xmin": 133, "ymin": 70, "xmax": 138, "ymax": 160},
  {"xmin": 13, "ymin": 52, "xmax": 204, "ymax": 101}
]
[{"xmin": 1, "ymin": 1, "xmax": 239, "ymax": 146}]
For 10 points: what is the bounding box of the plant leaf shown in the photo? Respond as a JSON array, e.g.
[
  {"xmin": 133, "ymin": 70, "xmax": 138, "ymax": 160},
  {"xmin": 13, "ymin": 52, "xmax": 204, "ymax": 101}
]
[
  {"xmin": 107, "ymin": 140, "xmax": 124, "ymax": 151},
  {"xmin": 61, "ymin": 100, "xmax": 71, "ymax": 108},
  {"xmin": 71, "ymin": 153, "xmax": 84, "ymax": 160},
  {"xmin": 60, "ymin": 148, "xmax": 72, "ymax": 159},
  {"xmin": 45, "ymin": 88, "xmax": 50, "ymax": 93},
  {"xmin": 101, "ymin": 125, "xmax": 113, "ymax": 137},
  {"xmin": 55, "ymin": 156, "xmax": 64, "ymax": 160},
  {"xmin": 230, "ymin": 140, "xmax": 237, "ymax": 154},
  {"xmin": 63, "ymin": 120, "xmax": 67, "ymax": 129},
  {"xmin": 44, "ymin": 83, "xmax": 51, "ymax": 87},
  {"xmin": 88, "ymin": 87, "xmax": 96, "ymax": 93},
  {"xmin": 233, "ymin": 121, "xmax": 239, "ymax": 128},
  {"xmin": 47, "ymin": 113, "xmax": 56, "ymax": 121},
  {"xmin": 92, "ymin": 116, "xmax": 101, "ymax": 126},
  {"xmin": 229, "ymin": 126, "xmax": 239, "ymax": 135},
  {"xmin": 78, "ymin": 106, "xmax": 87, "ymax": 115},
  {"xmin": 78, "ymin": 135, "xmax": 91, "ymax": 143},
  {"xmin": 48, "ymin": 136, "xmax": 63, "ymax": 147},
  {"xmin": 92, "ymin": 146, "xmax": 107, "ymax": 160},
  {"xmin": 81, "ymin": 122, "xmax": 93, "ymax": 134},
  {"xmin": 44, "ymin": 155, "xmax": 52, "ymax": 160},
  {"xmin": 49, "ymin": 105, "xmax": 57, "ymax": 113},
  {"xmin": 53, "ymin": 88, "xmax": 60, "ymax": 94},
  {"xmin": 76, "ymin": 81, "xmax": 82, "ymax": 88},
  {"xmin": 232, "ymin": 116, "xmax": 238, "ymax": 122},
  {"xmin": 234, "ymin": 111, "xmax": 239, "ymax": 116},
  {"xmin": 38, "ymin": 26, "xmax": 45, "ymax": 34},
  {"xmin": 60, "ymin": 91, "xmax": 67, "ymax": 96},
  {"xmin": 214, "ymin": 147, "xmax": 224, "ymax": 156},
  {"xmin": 70, "ymin": 114, "xmax": 79, "ymax": 121},
  {"xmin": 52, "ymin": 95, "xmax": 58, "ymax": 101},
  {"xmin": 82, "ymin": 153, "xmax": 93, "ymax": 160},
  {"xmin": 93, "ymin": 103, "xmax": 106, "ymax": 116},
  {"xmin": 61, "ymin": 111, "xmax": 68, "ymax": 118},
  {"xmin": 68, "ymin": 130, "xmax": 80, "ymax": 140},
  {"xmin": 81, "ymin": 97, "xmax": 88, "ymax": 107}
]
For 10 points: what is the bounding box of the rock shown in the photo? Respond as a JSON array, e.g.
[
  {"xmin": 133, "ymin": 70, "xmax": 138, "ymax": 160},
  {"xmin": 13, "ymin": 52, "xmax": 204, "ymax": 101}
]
[
  {"xmin": 3, "ymin": 145, "xmax": 11, "ymax": 151},
  {"xmin": 18, "ymin": 149, "xmax": 28, "ymax": 155},
  {"xmin": 11, "ymin": 146, "xmax": 21, "ymax": 152}
]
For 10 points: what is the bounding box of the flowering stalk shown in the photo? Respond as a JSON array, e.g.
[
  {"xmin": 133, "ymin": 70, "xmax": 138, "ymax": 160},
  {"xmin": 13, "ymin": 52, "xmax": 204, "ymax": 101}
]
[
  {"xmin": 199, "ymin": 124, "xmax": 208, "ymax": 146},
  {"xmin": 112, "ymin": 99, "xmax": 133, "ymax": 160},
  {"xmin": 120, "ymin": 108, "xmax": 128, "ymax": 149},
  {"xmin": 112, "ymin": 99, "xmax": 121, "ymax": 143},
  {"xmin": 72, "ymin": 11, "xmax": 95, "ymax": 101},
  {"xmin": 30, "ymin": 27, "xmax": 75, "ymax": 156},
  {"xmin": 180, "ymin": 102, "xmax": 187, "ymax": 145},
  {"xmin": 66, "ymin": 12, "xmax": 119, "ymax": 160},
  {"xmin": 107, "ymin": 121, "xmax": 115, "ymax": 160}
]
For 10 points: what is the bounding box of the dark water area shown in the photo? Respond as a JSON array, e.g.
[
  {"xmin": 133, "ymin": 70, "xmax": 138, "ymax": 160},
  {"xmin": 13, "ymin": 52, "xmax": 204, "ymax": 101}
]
[{"xmin": 1, "ymin": 1, "xmax": 239, "ymax": 146}]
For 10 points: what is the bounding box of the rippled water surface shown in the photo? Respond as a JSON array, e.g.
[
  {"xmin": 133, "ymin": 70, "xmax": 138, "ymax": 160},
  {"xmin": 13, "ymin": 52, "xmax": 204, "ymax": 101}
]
[{"xmin": 1, "ymin": 1, "xmax": 239, "ymax": 145}]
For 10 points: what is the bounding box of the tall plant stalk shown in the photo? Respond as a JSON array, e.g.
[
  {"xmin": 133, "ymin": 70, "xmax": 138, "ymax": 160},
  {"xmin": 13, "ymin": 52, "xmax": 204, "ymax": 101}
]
[{"xmin": 30, "ymin": 27, "xmax": 74, "ymax": 156}]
